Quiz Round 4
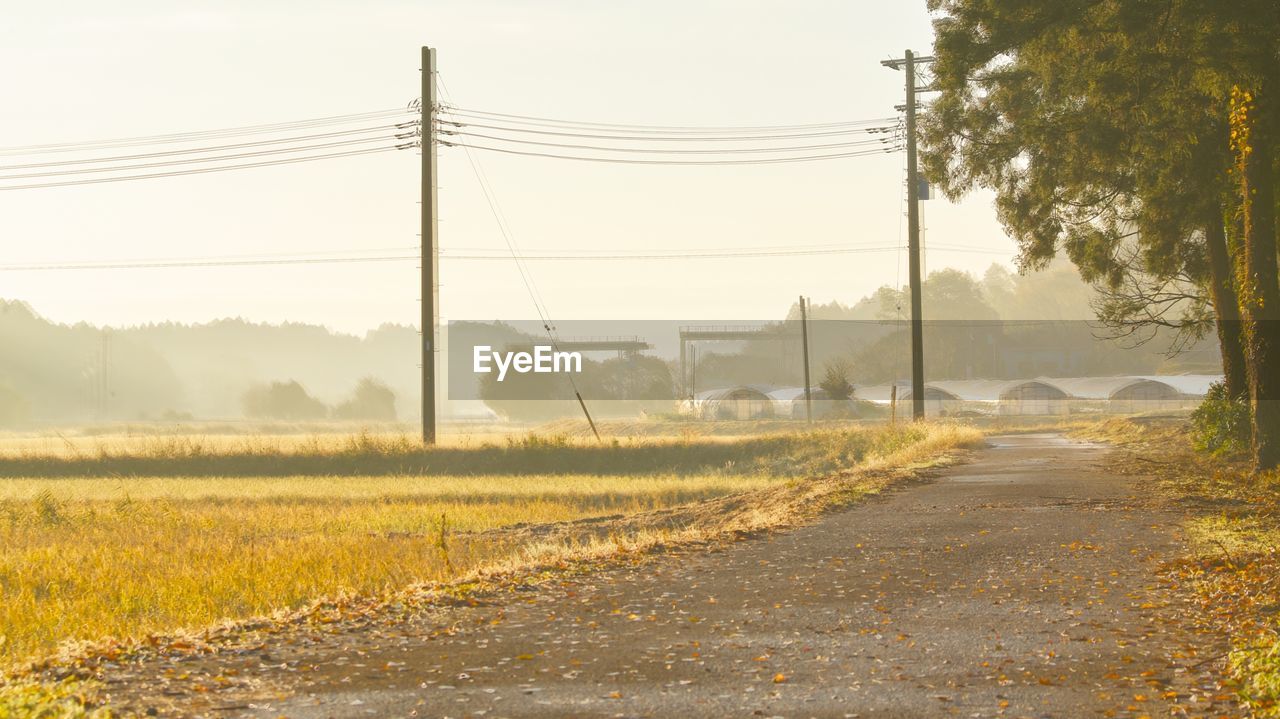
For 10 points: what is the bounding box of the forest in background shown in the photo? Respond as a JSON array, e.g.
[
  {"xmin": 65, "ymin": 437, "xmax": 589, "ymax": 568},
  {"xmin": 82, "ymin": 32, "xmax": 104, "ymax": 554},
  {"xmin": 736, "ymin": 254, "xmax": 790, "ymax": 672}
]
[
  {"xmin": 0, "ymin": 259, "xmax": 1221, "ymax": 427},
  {"xmin": 0, "ymin": 300, "xmax": 418, "ymax": 426}
]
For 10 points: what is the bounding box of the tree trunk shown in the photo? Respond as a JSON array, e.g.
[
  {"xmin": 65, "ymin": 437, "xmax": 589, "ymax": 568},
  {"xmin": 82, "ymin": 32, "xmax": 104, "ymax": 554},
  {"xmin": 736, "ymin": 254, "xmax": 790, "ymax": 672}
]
[
  {"xmin": 1204, "ymin": 206, "xmax": 1249, "ymax": 401},
  {"xmin": 1237, "ymin": 82, "xmax": 1280, "ymax": 471}
]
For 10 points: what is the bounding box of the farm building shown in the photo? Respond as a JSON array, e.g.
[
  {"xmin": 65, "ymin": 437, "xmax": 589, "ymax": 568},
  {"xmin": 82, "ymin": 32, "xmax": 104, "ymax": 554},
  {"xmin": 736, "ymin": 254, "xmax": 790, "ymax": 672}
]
[
  {"xmin": 996, "ymin": 379, "xmax": 1070, "ymax": 415},
  {"xmin": 766, "ymin": 387, "xmax": 856, "ymax": 419},
  {"xmin": 894, "ymin": 379, "xmax": 1068, "ymax": 417},
  {"xmin": 857, "ymin": 380, "xmax": 1001, "ymax": 417},
  {"xmin": 856, "ymin": 376, "xmax": 1207, "ymax": 416},
  {"xmin": 1046, "ymin": 376, "xmax": 1186, "ymax": 412},
  {"xmin": 897, "ymin": 385, "xmax": 964, "ymax": 417},
  {"xmin": 689, "ymin": 375, "xmax": 1220, "ymax": 420},
  {"xmin": 1134, "ymin": 374, "xmax": 1220, "ymax": 398},
  {"xmin": 685, "ymin": 385, "xmax": 776, "ymax": 420}
]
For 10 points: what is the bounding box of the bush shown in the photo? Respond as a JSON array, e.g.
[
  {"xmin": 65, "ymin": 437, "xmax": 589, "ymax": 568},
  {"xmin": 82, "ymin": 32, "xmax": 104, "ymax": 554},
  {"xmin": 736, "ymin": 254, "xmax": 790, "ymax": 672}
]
[
  {"xmin": 334, "ymin": 377, "xmax": 397, "ymax": 421},
  {"xmin": 1191, "ymin": 380, "xmax": 1251, "ymax": 456},
  {"xmin": 242, "ymin": 381, "xmax": 328, "ymax": 420},
  {"xmin": 819, "ymin": 358, "xmax": 855, "ymax": 401}
]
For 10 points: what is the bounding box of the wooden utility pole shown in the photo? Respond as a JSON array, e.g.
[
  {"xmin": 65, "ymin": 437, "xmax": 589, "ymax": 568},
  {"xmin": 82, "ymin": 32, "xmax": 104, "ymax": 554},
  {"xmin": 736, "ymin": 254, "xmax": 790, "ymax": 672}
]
[
  {"xmin": 799, "ymin": 296, "xmax": 813, "ymax": 424},
  {"xmin": 882, "ymin": 50, "xmax": 934, "ymax": 421},
  {"xmin": 689, "ymin": 345, "xmax": 697, "ymax": 401},
  {"xmin": 421, "ymin": 46, "xmax": 439, "ymax": 444}
]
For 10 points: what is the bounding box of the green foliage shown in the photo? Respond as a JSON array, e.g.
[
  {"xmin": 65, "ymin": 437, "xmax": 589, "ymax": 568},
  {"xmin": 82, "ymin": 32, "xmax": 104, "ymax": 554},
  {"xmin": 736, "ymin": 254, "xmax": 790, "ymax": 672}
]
[
  {"xmin": 1191, "ymin": 380, "xmax": 1251, "ymax": 456},
  {"xmin": 818, "ymin": 359, "xmax": 854, "ymax": 401},
  {"xmin": 875, "ymin": 268, "xmax": 999, "ymax": 322},
  {"xmin": 1230, "ymin": 629, "xmax": 1280, "ymax": 717},
  {"xmin": 241, "ymin": 380, "xmax": 328, "ymax": 420},
  {"xmin": 921, "ymin": 0, "xmax": 1280, "ymax": 358},
  {"xmin": 334, "ymin": 377, "xmax": 397, "ymax": 421},
  {"xmin": 0, "ymin": 680, "xmax": 110, "ymax": 718}
]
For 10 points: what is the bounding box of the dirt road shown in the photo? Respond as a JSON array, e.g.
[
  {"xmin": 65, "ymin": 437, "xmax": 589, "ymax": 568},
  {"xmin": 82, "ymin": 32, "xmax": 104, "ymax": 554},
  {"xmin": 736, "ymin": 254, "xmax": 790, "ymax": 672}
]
[{"xmin": 101, "ymin": 434, "xmax": 1237, "ymax": 717}]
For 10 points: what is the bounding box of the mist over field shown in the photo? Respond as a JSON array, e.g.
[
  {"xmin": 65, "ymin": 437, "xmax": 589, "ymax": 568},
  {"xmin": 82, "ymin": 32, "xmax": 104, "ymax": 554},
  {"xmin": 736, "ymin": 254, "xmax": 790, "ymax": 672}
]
[
  {"xmin": 0, "ymin": 259, "xmax": 1221, "ymax": 427},
  {"xmin": 0, "ymin": 300, "xmax": 420, "ymax": 425}
]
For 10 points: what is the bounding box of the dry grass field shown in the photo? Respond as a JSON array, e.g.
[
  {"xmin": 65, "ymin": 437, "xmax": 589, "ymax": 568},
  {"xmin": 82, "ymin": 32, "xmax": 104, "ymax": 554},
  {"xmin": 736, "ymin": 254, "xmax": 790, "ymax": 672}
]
[{"xmin": 0, "ymin": 421, "xmax": 980, "ymax": 674}]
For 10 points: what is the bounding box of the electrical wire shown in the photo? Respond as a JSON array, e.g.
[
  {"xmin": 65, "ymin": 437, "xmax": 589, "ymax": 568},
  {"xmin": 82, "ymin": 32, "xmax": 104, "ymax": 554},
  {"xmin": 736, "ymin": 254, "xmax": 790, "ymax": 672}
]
[
  {"xmin": 443, "ymin": 106, "xmax": 899, "ymax": 133},
  {"xmin": 0, "ymin": 124, "xmax": 407, "ymax": 171},
  {"xmin": 434, "ymin": 80, "xmax": 558, "ymax": 338},
  {"xmin": 444, "ymin": 132, "xmax": 893, "ymax": 155},
  {"xmin": 0, "ymin": 243, "xmax": 1010, "ymax": 272},
  {"xmin": 0, "ymin": 108, "xmax": 415, "ymax": 157},
  {"xmin": 438, "ymin": 120, "xmax": 897, "ymax": 142},
  {"xmin": 0, "ymin": 256, "xmax": 419, "ymax": 271},
  {"xmin": 439, "ymin": 141, "xmax": 900, "ymax": 165},
  {"xmin": 0, "ymin": 145, "xmax": 405, "ymax": 191},
  {"xmin": 445, "ymin": 244, "xmax": 1005, "ymax": 259},
  {"xmin": 0, "ymin": 134, "xmax": 404, "ymax": 181}
]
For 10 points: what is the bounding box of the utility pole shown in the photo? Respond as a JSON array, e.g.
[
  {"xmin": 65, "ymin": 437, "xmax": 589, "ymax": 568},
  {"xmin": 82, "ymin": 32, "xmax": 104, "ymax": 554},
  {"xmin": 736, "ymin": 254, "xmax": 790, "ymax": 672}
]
[
  {"xmin": 799, "ymin": 296, "xmax": 813, "ymax": 424},
  {"xmin": 421, "ymin": 46, "xmax": 439, "ymax": 445},
  {"xmin": 689, "ymin": 345, "xmax": 697, "ymax": 403},
  {"xmin": 882, "ymin": 50, "xmax": 934, "ymax": 421}
]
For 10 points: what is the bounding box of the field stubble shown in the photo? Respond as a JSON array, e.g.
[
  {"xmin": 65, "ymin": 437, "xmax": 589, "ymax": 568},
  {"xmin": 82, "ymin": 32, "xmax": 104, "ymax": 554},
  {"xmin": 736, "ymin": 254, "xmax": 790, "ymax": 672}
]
[{"xmin": 0, "ymin": 421, "xmax": 980, "ymax": 683}]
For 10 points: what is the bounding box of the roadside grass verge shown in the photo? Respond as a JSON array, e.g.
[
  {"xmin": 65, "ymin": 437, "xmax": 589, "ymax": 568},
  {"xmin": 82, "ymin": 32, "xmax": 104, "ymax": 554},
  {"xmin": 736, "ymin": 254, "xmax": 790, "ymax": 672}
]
[
  {"xmin": 1, "ymin": 422, "xmax": 980, "ymax": 680},
  {"xmin": 1076, "ymin": 417, "xmax": 1280, "ymax": 717}
]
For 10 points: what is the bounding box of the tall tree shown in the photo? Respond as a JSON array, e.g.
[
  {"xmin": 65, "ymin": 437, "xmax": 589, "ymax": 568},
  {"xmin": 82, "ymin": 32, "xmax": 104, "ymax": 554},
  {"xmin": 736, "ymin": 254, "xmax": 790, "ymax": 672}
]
[
  {"xmin": 1231, "ymin": 85, "xmax": 1280, "ymax": 468},
  {"xmin": 923, "ymin": 0, "xmax": 1277, "ymax": 468}
]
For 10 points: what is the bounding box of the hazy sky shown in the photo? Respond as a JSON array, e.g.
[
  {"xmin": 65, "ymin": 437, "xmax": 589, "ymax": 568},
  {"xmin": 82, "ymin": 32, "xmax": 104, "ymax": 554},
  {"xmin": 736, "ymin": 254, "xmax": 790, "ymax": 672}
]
[{"xmin": 0, "ymin": 0, "xmax": 1018, "ymax": 334}]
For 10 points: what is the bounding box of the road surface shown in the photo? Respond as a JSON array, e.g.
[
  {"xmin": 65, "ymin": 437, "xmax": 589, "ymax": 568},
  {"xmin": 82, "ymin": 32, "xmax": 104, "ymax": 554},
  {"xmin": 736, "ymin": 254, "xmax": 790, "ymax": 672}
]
[{"xmin": 101, "ymin": 434, "xmax": 1236, "ymax": 718}]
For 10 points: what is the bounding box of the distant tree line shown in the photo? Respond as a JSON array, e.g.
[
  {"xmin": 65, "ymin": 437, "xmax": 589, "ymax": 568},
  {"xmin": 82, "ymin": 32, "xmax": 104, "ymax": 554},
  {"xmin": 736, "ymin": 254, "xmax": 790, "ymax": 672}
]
[
  {"xmin": 689, "ymin": 261, "xmax": 1217, "ymax": 392},
  {"xmin": 0, "ymin": 300, "xmax": 417, "ymax": 427},
  {"xmin": 241, "ymin": 378, "xmax": 398, "ymax": 421}
]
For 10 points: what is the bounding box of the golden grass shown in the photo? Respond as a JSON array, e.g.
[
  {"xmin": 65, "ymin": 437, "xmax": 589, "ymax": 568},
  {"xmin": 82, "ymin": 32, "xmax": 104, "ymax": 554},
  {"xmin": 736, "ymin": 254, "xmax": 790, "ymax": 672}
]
[
  {"xmin": 0, "ymin": 424, "xmax": 921, "ymax": 479},
  {"xmin": 0, "ymin": 475, "xmax": 774, "ymax": 669},
  {"xmin": 0, "ymin": 422, "xmax": 980, "ymax": 674},
  {"xmin": 0, "ymin": 416, "xmax": 845, "ymax": 460}
]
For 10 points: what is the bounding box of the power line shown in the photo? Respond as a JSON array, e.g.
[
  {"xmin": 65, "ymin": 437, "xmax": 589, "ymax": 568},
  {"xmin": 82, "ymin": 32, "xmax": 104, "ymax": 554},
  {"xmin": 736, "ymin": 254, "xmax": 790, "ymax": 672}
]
[
  {"xmin": 438, "ymin": 120, "xmax": 897, "ymax": 142},
  {"xmin": 0, "ymin": 124, "xmax": 407, "ymax": 172},
  {"xmin": 435, "ymin": 81, "xmax": 559, "ymax": 336},
  {"xmin": 444, "ymin": 131, "xmax": 894, "ymax": 155},
  {"xmin": 439, "ymin": 141, "xmax": 900, "ymax": 165},
  {"xmin": 0, "ymin": 255, "xmax": 419, "ymax": 271},
  {"xmin": 0, "ymin": 134, "xmax": 404, "ymax": 181},
  {"xmin": 437, "ymin": 79, "xmax": 601, "ymax": 440},
  {"xmin": 0, "ymin": 108, "xmax": 414, "ymax": 157},
  {"xmin": 0, "ymin": 243, "xmax": 1010, "ymax": 271},
  {"xmin": 444, "ymin": 244, "xmax": 1004, "ymax": 259},
  {"xmin": 443, "ymin": 106, "xmax": 899, "ymax": 133},
  {"xmin": 0, "ymin": 145, "xmax": 405, "ymax": 191}
]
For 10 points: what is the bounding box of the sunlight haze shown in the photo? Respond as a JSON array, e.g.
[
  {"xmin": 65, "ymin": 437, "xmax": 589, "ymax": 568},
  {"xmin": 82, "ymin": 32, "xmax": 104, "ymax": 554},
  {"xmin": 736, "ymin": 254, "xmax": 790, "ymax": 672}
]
[{"xmin": 0, "ymin": 0, "xmax": 1016, "ymax": 333}]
